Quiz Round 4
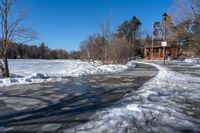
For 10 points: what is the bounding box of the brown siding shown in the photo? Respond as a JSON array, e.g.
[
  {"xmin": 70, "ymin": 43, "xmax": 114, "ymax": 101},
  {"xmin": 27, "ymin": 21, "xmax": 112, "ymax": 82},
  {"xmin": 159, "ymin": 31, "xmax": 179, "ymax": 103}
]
[{"xmin": 144, "ymin": 46, "xmax": 177, "ymax": 60}]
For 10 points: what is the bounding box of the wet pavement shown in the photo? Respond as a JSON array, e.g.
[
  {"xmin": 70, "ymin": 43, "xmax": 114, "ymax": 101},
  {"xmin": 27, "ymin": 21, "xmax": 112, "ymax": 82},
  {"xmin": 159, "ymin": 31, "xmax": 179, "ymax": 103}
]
[{"xmin": 0, "ymin": 63, "xmax": 157, "ymax": 133}]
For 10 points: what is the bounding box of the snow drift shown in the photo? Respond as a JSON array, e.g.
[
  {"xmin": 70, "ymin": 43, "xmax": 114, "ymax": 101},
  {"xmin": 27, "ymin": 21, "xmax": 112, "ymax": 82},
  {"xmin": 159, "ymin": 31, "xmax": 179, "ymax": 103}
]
[{"xmin": 0, "ymin": 59, "xmax": 135, "ymax": 87}]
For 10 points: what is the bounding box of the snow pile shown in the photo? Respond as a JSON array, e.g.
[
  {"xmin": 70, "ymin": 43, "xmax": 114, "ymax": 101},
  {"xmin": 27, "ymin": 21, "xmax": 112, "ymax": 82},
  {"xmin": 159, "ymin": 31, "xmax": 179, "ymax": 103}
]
[
  {"xmin": 184, "ymin": 58, "xmax": 200, "ymax": 64},
  {"xmin": 0, "ymin": 59, "xmax": 135, "ymax": 87},
  {"xmin": 64, "ymin": 62, "xmax": 200, "ymax": 133}
]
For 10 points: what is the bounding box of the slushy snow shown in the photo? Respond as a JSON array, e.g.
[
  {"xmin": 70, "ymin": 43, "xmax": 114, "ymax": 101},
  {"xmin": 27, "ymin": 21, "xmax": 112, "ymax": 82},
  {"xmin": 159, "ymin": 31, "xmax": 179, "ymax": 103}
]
[
  {"xmin": 0, "ymin": 59, "xmax": 135, "ymax": 87},
  {"xmin": 64, "ymin": 61, "xmax": 200, "ymax": 133}
]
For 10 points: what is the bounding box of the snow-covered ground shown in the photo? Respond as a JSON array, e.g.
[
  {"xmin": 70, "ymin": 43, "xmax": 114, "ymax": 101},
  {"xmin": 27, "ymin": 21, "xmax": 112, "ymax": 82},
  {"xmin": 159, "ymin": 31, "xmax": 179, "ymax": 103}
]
[
  {"xmin": 184, "ymin": 58, "xmax": 200, "ymax": 64},
  {"xmin": 65, "ymin": 61, "xmax": 200, "ymax": 133},
  {"xmin": 0, "ymin": 59, "xmax": 135, "ymax": 87}
]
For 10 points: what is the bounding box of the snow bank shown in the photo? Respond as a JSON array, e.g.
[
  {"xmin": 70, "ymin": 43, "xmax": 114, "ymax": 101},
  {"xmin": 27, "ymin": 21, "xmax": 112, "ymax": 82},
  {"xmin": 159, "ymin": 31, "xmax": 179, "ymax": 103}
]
[
  {"xmin": 184, "ymin": 58, "xmax": 200, "ymax": 64},
  {"xmin": 0, "ymin": 59, "xmax": 135, "ymax": 87},
  {"xmin": 64, "ymin": 61, "xmax": 200, "ymax": 133}
]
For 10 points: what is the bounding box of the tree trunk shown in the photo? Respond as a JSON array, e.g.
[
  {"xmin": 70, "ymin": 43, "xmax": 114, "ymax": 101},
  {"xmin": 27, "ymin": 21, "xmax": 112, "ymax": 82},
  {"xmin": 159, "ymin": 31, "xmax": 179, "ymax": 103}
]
[
  {"xmin": 3, "ymin": 55, "xmax": 9, "ymax": 78},
  {"xmin": 133, "ymin": 31, "xmax": 136, "ymax": 59},
  {"xmin": 2, "ymin": 0, "xmax": 9, "ymax": 78}
]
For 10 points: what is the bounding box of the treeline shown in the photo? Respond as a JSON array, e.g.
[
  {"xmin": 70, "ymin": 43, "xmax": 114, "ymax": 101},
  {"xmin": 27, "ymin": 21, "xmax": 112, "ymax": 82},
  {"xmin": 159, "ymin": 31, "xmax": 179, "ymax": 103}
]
[
  {"xmin": 80, "ymin": 0, "xmax": 200, "ymax": 64},
  {"xmin": 173, "ymin": 14, "xmax": 200, "ymax": 56},
  {"xmin": 158, "ymin": 0, "xmax": 200, "ymax": 56},
  {"xmin": 7, "ymin": 42, "xmax": 80, "ymax": 59},
  {"xmin": 80, "ymin": 16, "xmax": 143, "ymax": 64},
  {"xmin": 151, "ymin": 14, "xmax": 200, "ymax": 57}
]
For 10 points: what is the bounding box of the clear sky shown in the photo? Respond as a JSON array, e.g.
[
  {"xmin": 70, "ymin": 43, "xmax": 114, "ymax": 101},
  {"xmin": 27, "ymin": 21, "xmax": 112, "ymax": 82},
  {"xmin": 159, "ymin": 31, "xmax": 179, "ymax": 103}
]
[{"xmin": 16, "ymin": 0, "xmax": 173, "ymax": 51}]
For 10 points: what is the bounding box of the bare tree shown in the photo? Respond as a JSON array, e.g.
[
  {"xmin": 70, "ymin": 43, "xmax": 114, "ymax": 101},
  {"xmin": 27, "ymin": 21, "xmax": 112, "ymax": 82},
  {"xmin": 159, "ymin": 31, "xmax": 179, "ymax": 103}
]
[
  {"xmin": 110, "ymin": 36, "xmax": 130, "ymax": 63},
  {"xmin": 187, "ymin": 0, "xmax": 200, "ymax": 17},
  {"xmin": 0, "ymin": 0, "xmax": 36, "ymax": 78},
  {"xmin": 96, "ymin": 14, "xmax": 112, "ymax": 64},
  {"xmin": 169, "ymin": 0, "xmax": 200, "ymax": 22},
  {"xmin": 169, "ymin": 0, "xmax": 200, "ymax": 55}
]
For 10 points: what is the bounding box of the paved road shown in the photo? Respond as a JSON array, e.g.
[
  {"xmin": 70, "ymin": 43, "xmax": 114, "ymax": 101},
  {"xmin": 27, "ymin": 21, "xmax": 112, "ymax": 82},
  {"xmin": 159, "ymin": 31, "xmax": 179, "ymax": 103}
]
[{"xmin": 0, "ymin": 63, "xmax": 157, "ymax": 133}]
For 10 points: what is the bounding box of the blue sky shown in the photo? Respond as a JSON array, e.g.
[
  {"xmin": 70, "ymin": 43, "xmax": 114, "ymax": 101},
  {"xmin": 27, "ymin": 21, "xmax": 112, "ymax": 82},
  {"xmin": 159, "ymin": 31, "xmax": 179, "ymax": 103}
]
[{"xmin": 16, "ymin": 0, "xmax": 173, "ymax": 51}]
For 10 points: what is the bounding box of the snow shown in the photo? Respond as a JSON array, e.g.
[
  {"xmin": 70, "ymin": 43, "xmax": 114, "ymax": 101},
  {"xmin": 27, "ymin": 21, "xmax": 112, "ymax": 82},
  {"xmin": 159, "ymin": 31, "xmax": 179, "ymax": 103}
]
[
  {"xmin": 127, "ymin": 104, "xmax": 141, "ymax": 112},
  {"xmin": 184, "ymin": 58, "xmax": 200, "ymax": 64},
  {"xmin": 0, "ymin": 59, "xmax": 135, "ymax": 87},
  {"xmin": 64, "ymin": 61, "xmax": 200, "ymax": 133}
]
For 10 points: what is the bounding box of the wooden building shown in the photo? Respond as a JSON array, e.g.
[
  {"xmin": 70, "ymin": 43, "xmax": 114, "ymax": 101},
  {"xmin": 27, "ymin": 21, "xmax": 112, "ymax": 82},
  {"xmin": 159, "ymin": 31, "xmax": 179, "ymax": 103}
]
[{"xmin": 144, "ymin": 41, "xmax": 178, "ymax": 60}]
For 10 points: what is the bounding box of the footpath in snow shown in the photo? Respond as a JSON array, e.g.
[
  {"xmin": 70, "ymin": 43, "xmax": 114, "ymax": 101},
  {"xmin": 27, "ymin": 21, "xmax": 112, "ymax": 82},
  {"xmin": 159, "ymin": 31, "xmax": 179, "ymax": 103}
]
[
  {"xmin": 0, "ymin": 59, "xmax": 135, "ymax": 87},
  {"xmin": 64, "ymin": 62, "xmax": 200, "ymax": 133}
]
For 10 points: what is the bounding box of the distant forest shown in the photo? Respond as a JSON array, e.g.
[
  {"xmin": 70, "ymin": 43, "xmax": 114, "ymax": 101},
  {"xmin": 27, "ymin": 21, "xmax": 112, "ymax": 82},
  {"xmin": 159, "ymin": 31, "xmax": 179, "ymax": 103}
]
[{"xmin": 6, "ymin": 42, "xmax": 80, "ymax": 59}]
